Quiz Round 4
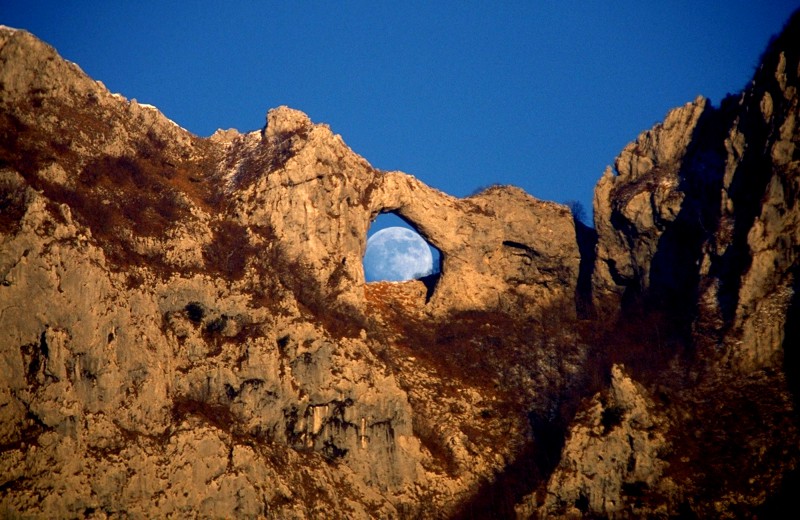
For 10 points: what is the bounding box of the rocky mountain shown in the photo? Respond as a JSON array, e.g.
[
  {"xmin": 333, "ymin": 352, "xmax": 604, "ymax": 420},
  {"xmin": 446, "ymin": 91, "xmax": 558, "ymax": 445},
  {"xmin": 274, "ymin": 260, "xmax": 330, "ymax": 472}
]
[{"xmin": 0, "ymin": 11, "xmax": 798, "ymax": 519}]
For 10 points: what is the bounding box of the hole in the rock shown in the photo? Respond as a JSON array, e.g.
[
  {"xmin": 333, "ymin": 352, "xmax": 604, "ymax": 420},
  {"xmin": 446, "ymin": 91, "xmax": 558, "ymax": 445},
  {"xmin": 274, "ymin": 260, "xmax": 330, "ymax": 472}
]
[{"xmin": 363, "ymin": 213, "xmax": 441, "ymax": 284}]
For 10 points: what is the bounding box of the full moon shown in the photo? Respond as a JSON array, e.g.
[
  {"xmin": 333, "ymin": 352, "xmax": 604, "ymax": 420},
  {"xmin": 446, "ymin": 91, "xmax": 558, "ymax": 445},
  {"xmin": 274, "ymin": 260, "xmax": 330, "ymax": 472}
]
[{"xmin": 363, "ymin": 227, "xmax": 434, "ymax": 282}]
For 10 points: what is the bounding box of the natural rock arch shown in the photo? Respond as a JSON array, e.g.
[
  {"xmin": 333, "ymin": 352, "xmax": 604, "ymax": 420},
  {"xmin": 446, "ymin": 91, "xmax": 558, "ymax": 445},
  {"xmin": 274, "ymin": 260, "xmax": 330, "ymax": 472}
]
[
  {"xmin": 228, "ymin": 106, "xmax": 580, "ymax": 317},
  {"xmin": 365, "ymin": 171, "xmax": 581, "ymax": 315}
]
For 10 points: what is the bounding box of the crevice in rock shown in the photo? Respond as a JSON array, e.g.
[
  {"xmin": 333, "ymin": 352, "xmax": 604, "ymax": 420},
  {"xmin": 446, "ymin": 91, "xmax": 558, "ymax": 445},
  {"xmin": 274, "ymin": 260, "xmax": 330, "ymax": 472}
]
[
  {"xmin": 574, "ymin": 219, "xmax": 598, "ymax": 318},
  {"xmin": 419, "ymin": 272, "xmax": 440, "ymax": 303},
  {"xmin": 648, "ymin": 101, "xmax": 729, "ymax": 334}
]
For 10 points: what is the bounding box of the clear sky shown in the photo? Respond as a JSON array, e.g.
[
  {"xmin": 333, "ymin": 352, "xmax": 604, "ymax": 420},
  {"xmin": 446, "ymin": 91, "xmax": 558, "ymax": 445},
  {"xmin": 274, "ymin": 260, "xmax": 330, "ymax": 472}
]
[{"xmin": 2, "ymin": 1, "xmax": 798, "ymax": 226}]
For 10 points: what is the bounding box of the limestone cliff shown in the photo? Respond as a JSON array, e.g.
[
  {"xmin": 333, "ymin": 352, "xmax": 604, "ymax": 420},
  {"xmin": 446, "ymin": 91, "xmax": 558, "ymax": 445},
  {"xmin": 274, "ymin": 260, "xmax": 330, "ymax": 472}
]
[
  {"xmin": 592, "ymin": 13, "xmax": 800, "ymax": 372},
  {"xmin": 562, "ymin": 10, "xmax": 800, "ymax": 518},
  {"xmin": 0, "ymin": 25, "xmax": 580, "ymax": 519},
  {"xmin": 1, "ymin": 11, "xmax": 799, "ymax": 519}
]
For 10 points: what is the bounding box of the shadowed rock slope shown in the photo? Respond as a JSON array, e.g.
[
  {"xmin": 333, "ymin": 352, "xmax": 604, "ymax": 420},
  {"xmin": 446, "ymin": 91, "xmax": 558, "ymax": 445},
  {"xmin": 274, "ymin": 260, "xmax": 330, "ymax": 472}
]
[
  {"xmin": 532, "ymin": 11, "xmax": 800, "ymax": 518},
  {"xmin": 1, "ymin": 12, "xmax": 799, "ymax": 519}
]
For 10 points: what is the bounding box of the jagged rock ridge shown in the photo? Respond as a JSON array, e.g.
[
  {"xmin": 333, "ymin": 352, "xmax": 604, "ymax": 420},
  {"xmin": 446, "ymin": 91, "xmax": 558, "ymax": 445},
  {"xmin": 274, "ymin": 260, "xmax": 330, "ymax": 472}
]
[
  {"xmin": 542, "ymin": 12, "xmax": 800, "ymax": 517},
  {"xmin": 0, "ymin": 24, "xmax": 580, "ymax": 519},
  {"xmin": 1, "ymin": 12, "xmax": 799, "ymax": 519}
]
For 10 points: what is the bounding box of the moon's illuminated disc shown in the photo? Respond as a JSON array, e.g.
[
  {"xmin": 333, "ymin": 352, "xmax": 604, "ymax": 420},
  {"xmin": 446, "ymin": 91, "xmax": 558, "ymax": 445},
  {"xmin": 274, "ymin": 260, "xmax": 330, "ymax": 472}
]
[{"xmin": 364, "ymin": 227, "xmax": 434, "ymax": 282}]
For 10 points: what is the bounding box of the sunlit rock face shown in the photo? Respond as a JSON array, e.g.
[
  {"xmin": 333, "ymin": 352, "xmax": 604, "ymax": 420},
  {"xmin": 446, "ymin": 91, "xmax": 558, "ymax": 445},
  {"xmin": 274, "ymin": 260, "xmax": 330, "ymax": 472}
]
[
  {"xmin": 370, "ymin": 172, "xmax": 580, "ymax": 315},
  {"xmin": 1, "ymin": 12, "xmax": 800, "ymax": 519},
  {"xmin": 592, "ymin": 96, "xmax": 712, "ymax": 306},
  {"xmin": 226, "ymin": 103, "xmax": 580, "ymax": 317},
  {"xmin": 516, "ymin": 365, "xmax": 669, "ymax": 518},
  {"xmin": 591, "ymin": 14, "xmax": 800, "ymax": 372},
  {"xmin": 0, "ymin": 26, "xmax": 580, "ymax": 518}
]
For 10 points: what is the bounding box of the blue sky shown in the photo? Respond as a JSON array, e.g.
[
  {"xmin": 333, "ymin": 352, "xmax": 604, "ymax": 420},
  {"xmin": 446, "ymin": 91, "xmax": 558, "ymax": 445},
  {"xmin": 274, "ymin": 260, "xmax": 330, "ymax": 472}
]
[{"xmin": 2, "ymin": 1, "xmax": 797, "ymax": 227}]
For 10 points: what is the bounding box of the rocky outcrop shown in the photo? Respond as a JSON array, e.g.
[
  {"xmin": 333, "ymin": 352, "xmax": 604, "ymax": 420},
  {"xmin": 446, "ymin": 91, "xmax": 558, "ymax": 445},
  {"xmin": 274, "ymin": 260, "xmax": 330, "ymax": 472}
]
[
  {"xmin": 571, "ymin": 11, "xmax": 800, "ymax": 519},
  {"xmin": 591, "ymin": 11, "xmax": 800, "ymax": 372},
  {"xmin": 517, "ymin": 365, "xmax": 669, "ymax": 518},
  {"xmin": 0, "ymin": 25, "xmax": 580, "ymax": 518},
  {"xmin": 592, "ymin": 96, "xmax": 713, "ymax": 307},
  {"xmin": 225, "ymin": 105, "xmax": 579, "ymax": 317},
  {"xmin": 372, "ymin": 175, "xmax": 579, "ymax": 313},
  {"xmin": 1, "ymin": 11, "xmax": 800, "ymax": 519}
]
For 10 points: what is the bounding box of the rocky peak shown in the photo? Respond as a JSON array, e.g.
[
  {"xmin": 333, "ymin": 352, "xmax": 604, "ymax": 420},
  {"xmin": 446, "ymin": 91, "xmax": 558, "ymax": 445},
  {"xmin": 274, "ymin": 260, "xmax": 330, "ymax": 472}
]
[
  {"xmin": 615, "ymin": 95, "xmax": 711, "ymax": 181},
  {"xmin": 591, "ymin": 10, "xmax": 800, "ymax": 373},
  {"xmin": 0, "ymin": 24, "xmax": 583, "ymax": 518},
  {"xmin": 264, "ymin": 105, "xmax": 313, "ymax": 139},
  {"xmin": 223, "ymin": 103, "xmax": 580, "ymax": 317},
  {"xmin": 1, "ymin": 13, "xmax": 799, "ymax": 519},
  {"xmin": 591, "ymin": 96, "xmax": 716, "ymax": 306}
]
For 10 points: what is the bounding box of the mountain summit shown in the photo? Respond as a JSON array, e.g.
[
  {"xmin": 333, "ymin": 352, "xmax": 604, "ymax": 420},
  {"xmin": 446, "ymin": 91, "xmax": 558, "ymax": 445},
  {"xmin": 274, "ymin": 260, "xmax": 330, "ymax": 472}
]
[{"xmin": 1, "ymin": 12, "xmax": 799, "ymax": 518}]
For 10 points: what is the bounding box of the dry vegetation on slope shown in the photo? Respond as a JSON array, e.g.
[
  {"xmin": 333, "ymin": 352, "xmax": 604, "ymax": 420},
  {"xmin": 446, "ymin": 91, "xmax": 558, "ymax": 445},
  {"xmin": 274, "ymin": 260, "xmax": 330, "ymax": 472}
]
[{"xmin": 2, "ymin": 13, "xmax": 800, "ymax": 518}]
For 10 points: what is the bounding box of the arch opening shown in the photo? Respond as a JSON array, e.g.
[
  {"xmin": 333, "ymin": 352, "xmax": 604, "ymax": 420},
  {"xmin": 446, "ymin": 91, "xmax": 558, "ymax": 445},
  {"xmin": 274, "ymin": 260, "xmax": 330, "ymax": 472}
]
[{"xmin": 363, "ymin": 212, "xmax": 441, "ymax": 297}]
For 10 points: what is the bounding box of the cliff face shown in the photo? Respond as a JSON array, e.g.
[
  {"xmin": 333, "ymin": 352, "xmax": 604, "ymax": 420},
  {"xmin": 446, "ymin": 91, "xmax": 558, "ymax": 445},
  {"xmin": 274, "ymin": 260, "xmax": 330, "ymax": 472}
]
[
  {"xmin": 1, "ymin": 12, "xmax": 799, "ymax": 519},
  {"xmin": 548, "ymin": 12, "xmax": 800, "ymax": 518},
  {"xmin": 0, "ymin": 25, "xmax": 580, "ymax": 519},
  {"xmin": 225, "ymin": 105, "xmax": 579, "ymax": 317},
  {"xmin": 592, "ymin": 16, "xmax": 800, "ymax": 371}
]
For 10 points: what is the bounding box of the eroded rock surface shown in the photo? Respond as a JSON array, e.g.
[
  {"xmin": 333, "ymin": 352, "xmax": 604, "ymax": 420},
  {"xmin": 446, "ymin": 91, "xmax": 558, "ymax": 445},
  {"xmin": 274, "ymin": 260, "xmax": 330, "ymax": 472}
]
[
  {"xmin": 2, "ymin": 12, "xmax": 800, "ymax": 519},
  {"xmin": 226, "ymin": 104, "xmax": 579, "ymax": 316},
  {"xmin": 518, "ymin": 365, "xmax": 669, "ymax": 518},
  {"xmin": 0, "ymin": 25, "xmax": 580, "ymax": 518},
  {"xmin": 591, "ymin": 13, "xmax": 800, "ymax": 373}
]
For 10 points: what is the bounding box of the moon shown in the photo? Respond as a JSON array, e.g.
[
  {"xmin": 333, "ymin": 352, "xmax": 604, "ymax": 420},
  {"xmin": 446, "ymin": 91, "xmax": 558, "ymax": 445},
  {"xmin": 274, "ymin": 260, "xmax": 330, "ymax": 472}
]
[{"xmin": 363, "ymin": 227, "xmax": 434, "ymax": 282}]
